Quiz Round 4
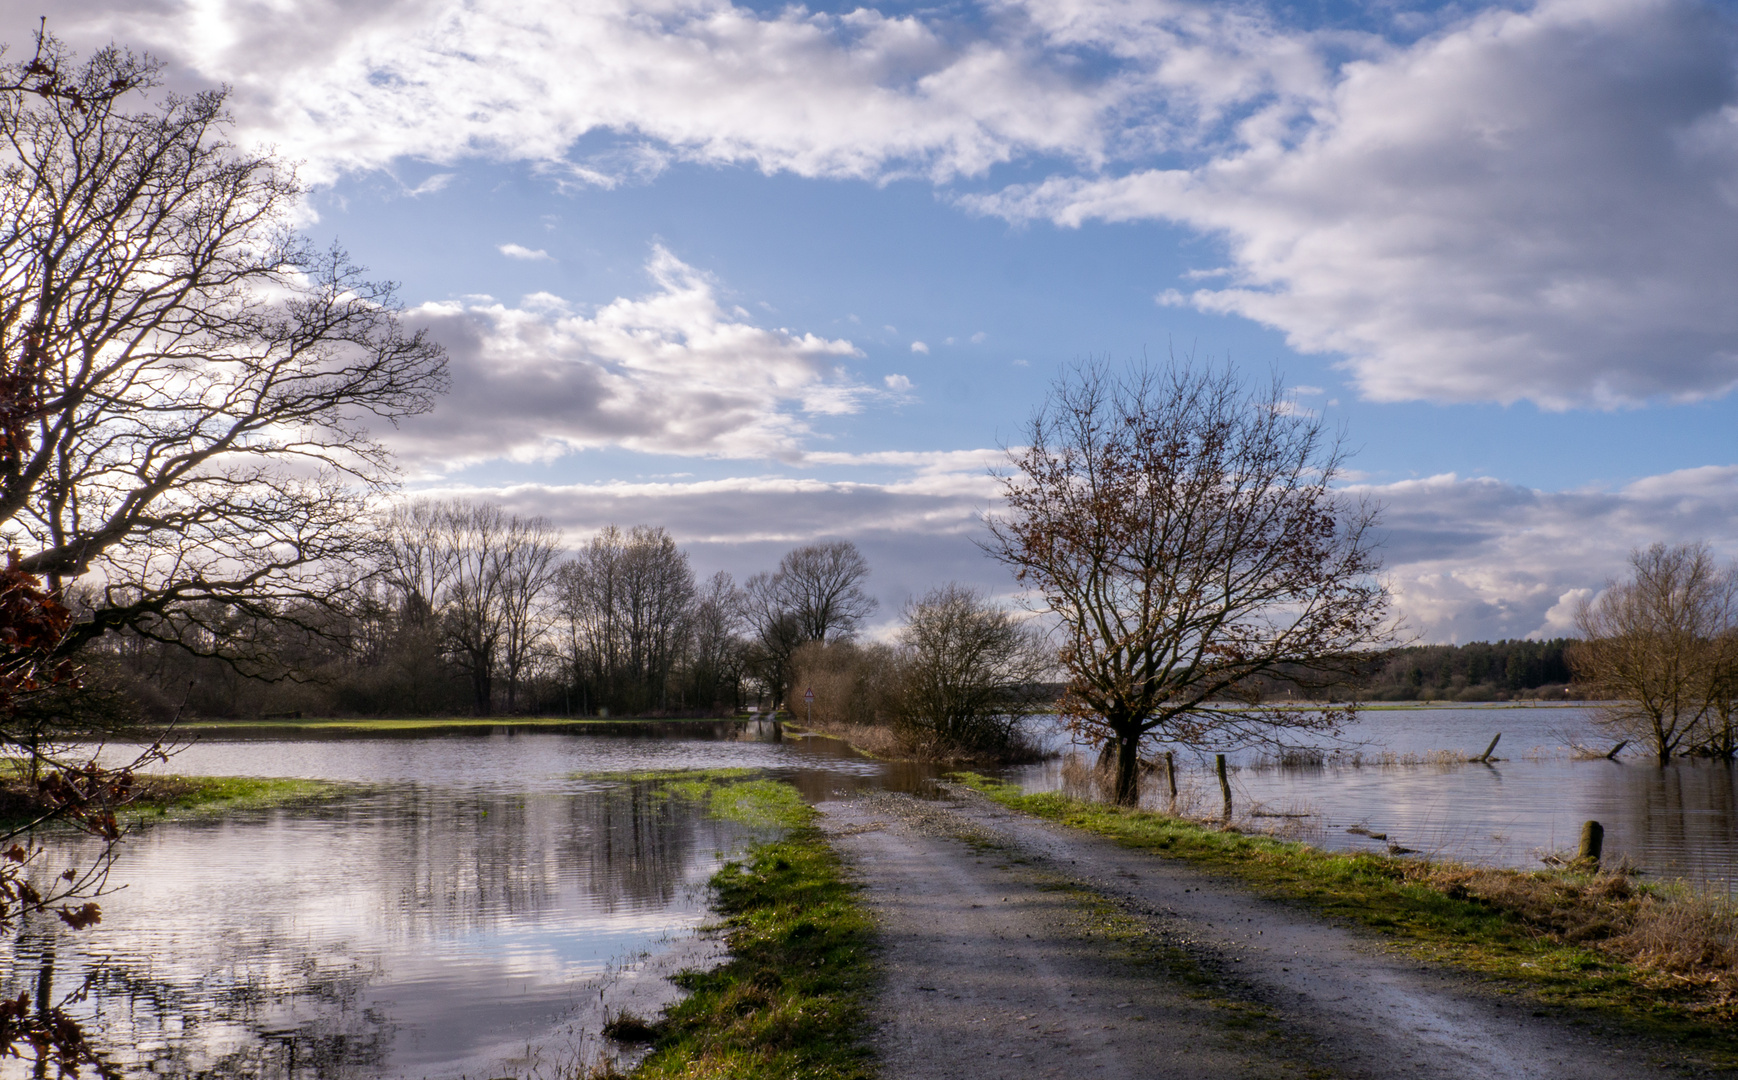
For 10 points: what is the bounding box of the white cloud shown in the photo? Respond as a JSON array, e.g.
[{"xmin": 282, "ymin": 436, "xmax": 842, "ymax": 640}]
[
  {"xmin": 884, "ymin": 373, "xmax": 914, "ymax": 392},
  {"xmin": 36, "ymin": 0, "xmax": 1343, "ymax": 189},
  {"xmin": 38, "ymin": 0, "xmax": 1738, "ymax": 413},
  {"xmin": 405, "ymin": 172, "xmax": 454, "ymax": 196},
  {"xmin": 388, "ymin": 246, "xmax": 864, "ymax": 469},
  {"xmin": 977, "ymin": 0, "xmax": 1738, "ymax": 409},
  {"xmin": 407, "ymin": 471, "xmax": 1010, "ymax": 624},
  {"xmin": 398, "ymin": 459, "xmax": 1738, "ymax": 645},
  {"xmin": 970, "ymin": 331, "xmax": 988, "ymax": 344},
  {"xmin": 1357, "ymin": 466, "xmax": 1738, "ymax": 642},
  {"xmin": 910, "ymin": 341, "xmax": 930, "ymax": 354},
  {"xmin": 498, "ymin": 243, "xmax": 553, "ymax": 261}
]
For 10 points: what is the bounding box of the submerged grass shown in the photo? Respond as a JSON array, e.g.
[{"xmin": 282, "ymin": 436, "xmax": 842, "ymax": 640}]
[
  {"xmin": 124, "ymin": 775, "xmax": 344, "ymax": 821},
  {"xmin": 664, "ymin": 776, "xmax": 812, "ymax": 831},
  {"xmin": 635, "ymin": 792, "xmax": 874, "ymax": 1080},
  {"xmin": 0, "ymin": 773, "xmax": 344, "ymax": 831},
  {"xmin": 572, "ymin": 767, "xmax": 758, "ymax": 785},
  {"xmin": 950, "ymin": 772, "xmax": 1738, "ymax": 1065}
]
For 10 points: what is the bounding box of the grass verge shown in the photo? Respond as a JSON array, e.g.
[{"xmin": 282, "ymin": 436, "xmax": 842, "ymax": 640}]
[
  {"xmin": 634, "ymin": 782, "xmax": 875, "ymax": 1080},
  {"xmin": 950, "ymin": 772, "xmax": 1738, "ymax": 1066}
]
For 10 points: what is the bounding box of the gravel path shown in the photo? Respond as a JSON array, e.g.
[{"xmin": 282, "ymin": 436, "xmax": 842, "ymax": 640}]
[{"xmin": 819, "ymin": 785, "xmax": 1706, "ymax": 1080}]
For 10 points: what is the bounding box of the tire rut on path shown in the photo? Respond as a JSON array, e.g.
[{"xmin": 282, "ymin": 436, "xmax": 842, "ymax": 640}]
[{"xmin": 819, "ymin": 786, "xmax": 1702, "ymax": 1080}]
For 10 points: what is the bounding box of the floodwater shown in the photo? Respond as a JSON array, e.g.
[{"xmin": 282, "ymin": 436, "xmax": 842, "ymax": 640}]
[
  {"xmin": 1014, "ymin": 704, "xmax": 1738, "ymax": 889},
  {"xmin": 0, "ymin": 723, "xmax": 942, "ymax": 1080},
  {"xmin": 5, "ymin": 708, "xmax": 1735, "ymax": 1077}
]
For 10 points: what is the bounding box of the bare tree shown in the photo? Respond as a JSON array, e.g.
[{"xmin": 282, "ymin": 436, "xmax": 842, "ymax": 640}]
[
  {"xmin": 739, "ymin": 541, "xmax": 877, "ymax": 708},
  {"xmin": 896, "ymin": 583, "xmax": 1051, "ymax": 755},
  {"xmin": 688, "ymin": 570, "xmax": 745, "ymax": 710},
  {"xmin": 986, "ymin": 362, "xmax": 1392, "ymax": 804},
  {"xmin": 740, "ymin": 572, "xmax": 803, "ymax": 708},
  {"xmin": 495, "ymin": 515, "xmax": 562, "ymax": 714},
  {"xmin": 439, "ymin": 504, "xmax": 510, "ymax": 716},
  {"xmin": 1571, "ymin": 542, "xmax": 1738, "ymax": 764},
  {"xmin": 556, "ymin": 525, "xmax": 696, "ymax": 715},
  {"xmin": 0, "ymin": 37, "xmax": 446, "ymax": 664},
  {"xmin": 379, "ymin": 501, "xmax": 455, "ymax": 631},
  {"xmin": 425, "ymin": 503, "xmax": 561, "ymax": 716},
  {"xmin": 776, "ymin": 541, "xmax": 877, "ymax": 643}
]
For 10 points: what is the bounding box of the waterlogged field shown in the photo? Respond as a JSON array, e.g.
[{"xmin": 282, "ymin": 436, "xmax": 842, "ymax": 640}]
[
  {"xmin": 5, "ymin": 707, "xmax": 1735, "ymax": 1077},
  {"xmin": 1015, "ymin": 704, "xmax": 1738, "ymax": 889},
  {"xmin": 0, "ymin": 726, "xmax": 936, "ymax": 1080}
]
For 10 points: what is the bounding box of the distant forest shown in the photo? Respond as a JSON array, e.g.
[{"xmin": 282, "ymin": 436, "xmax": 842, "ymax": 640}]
[{"xmin": 1358, "ymin": 639, "xmax": 1576, "ymax": 702}]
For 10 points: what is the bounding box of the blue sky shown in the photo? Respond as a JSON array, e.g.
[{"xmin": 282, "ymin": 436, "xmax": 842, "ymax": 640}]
[{"xmin": 29, "ymin": 0, "xmax": 1738, "ymax": 642}]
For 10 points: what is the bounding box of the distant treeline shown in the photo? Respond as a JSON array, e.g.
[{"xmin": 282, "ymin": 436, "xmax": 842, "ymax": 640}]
[{"xmin": 1358, "ymin": 639, "xmax": 1576, "ymax": 702}]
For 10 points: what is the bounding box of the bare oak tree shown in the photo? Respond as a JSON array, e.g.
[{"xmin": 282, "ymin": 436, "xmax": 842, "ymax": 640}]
[
  {"xmin": 0, "ymin": 38, "xmax": 446, "ymax": 662},
  {"xmin": 0, "ymin": 31, "xmax": 445, "ymax": 1071},
  {"xmin": 986, "ymin": 362, "xmax": 1391, "ymax": 804},
  {"xmin": 1571, "ymin": 542, "xmax": 1738, "ymax": 764}
]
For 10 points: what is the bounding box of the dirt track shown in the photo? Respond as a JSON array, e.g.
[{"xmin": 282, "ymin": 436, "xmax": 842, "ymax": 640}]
[{"xmin": 819, "ymin": 784, "xmax": 1710, "ymax": 1080}]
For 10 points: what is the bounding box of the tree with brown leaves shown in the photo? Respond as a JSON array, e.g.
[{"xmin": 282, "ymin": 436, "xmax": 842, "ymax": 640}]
[{"xmin": 986, "ymin": 362, "xmax": 1392, "ymax": 804}]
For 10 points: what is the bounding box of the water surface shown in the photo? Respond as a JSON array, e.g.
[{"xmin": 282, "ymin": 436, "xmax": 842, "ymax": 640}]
[
  {"xmin": 1014, "ymin": 705, "xmax": 1738, "ymax": 888},
  {"xmin": 2, "ymin": 724, "xmax": 940, "ymax": 1079}
]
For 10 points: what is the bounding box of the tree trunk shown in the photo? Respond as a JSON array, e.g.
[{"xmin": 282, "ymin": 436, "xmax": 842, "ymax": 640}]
[
  {"xmin": 473, "ymin": 668, "xmax": 493, "ymax": 717},
  {"xmin": 1114, "ymin": 732, "xmax": 1140, "ymax": 806}
]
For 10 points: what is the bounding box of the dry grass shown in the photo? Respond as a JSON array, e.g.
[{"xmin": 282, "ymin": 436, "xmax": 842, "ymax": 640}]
[
  {"xmin": 789, "ymin": 718, "xmax": 1049, "ymax": 765},
  {"xmin": 786, "ymin": 719, "xmax": 909, "ymax": 759},
  {"xmin": 1243, "ymin": 747, "xmax": 1501, "ymax": 770},
  {"xmin": 1058, "ymin": 755, "xmax": 1327, "ymax": 842},
  {"xmin": 1421, "ymin": 863, "xmax": 1738, "ymax": 997}
]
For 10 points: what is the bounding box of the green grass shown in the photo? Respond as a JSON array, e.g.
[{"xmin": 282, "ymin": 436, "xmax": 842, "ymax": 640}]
[
  {"xmin": 662, "ymin": 776, "xmax": 812, "ymax": 830},
  {"xmin": 949, "ymin": 772, "xmax": 1738, "ymax": 1067},
  {"xmin": 123, "ymin": 775, "xmax": 346, "ymax": 822},
  {"xmin": 635, "ymin": 797, "xmax": 875, "ymax": 1080},
  {"xmin": 0, "ymin": 774, "xmax": 345, "ymax": 832}
]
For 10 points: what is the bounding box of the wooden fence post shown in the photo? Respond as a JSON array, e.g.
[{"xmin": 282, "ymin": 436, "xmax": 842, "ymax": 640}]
[
  {"xmin": 1577, "ymin": 820, "xmax": 1604, "ymax": 867},
  {"xmin": 1473, "ymin": 733, "xmax": 1501, "ymax": 763},
  {"xmin": 1215, "ymin": 754, "xmax": 1232, "ymax": 820}
]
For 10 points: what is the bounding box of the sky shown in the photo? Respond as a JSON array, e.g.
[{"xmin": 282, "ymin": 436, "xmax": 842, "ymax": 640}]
[{"xmin": 23, "ymin": 0, "xmax": 1738, "ymax": 643}]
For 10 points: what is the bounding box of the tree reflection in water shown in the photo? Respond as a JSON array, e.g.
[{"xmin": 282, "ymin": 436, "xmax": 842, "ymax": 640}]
[
  {"xmin": 0, "ymin": 777, "xmax": 748, "ymax": 1078},
  {"xmin": 1603, "ymin": 758, "xmax": 1738, "ymax": 887}
]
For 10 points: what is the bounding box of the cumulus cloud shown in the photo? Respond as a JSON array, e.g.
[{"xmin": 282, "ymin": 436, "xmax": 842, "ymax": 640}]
[
  {"xmin": 884, "ymin": 373, "xmax": 914, "ymax": 392},
  {"xmin": 498, "ymin": 243, "xmax": 553, "ymax": 261},
  {"xmin": 409, "ymin": 466, "xmax": 1006, "ymax": 624},
  {"xmin": 34, "ymin": 0, "xmax": 1738, "ymax": 408},
  {"xmin": 1359, "ymin": 466, "xmax": 1738, "ymax": 642},
  {"xmin": 28, "ymin": 0, "xmax": 1342, "ymax": 187},
  {"xmin": 910, "ymin": 341, "xmax": 930, "ymax": 354},
  {"xmin": 977, "ymin": 0, "xmax": 1738, "ymax": 409},
  {"xmin": 399, "ymin": 453, "xmax": 1738, "ymax": 645},
  {"xmin": 387, "ymin": 247, "xmax": 864, "ymax": 469}
]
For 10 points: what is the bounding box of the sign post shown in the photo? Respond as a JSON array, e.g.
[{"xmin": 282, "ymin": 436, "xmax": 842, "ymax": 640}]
[{"xmin": 804, "ymin": 687, "xmax": 814, "ymax": 726}]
